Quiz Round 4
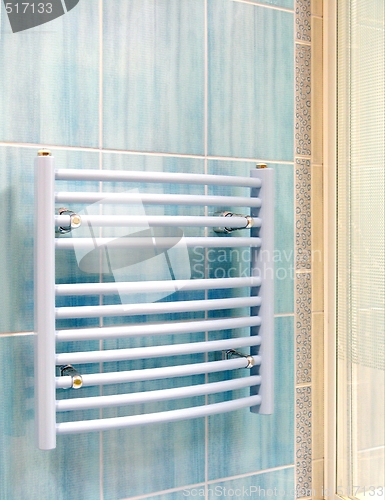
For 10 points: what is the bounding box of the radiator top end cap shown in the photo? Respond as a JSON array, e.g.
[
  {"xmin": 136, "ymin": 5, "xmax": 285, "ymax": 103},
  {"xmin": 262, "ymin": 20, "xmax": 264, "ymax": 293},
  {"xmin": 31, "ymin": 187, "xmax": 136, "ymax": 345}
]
[{"xmin": 37, "ymin": 149, "xmax": 51, "ymax": 157}]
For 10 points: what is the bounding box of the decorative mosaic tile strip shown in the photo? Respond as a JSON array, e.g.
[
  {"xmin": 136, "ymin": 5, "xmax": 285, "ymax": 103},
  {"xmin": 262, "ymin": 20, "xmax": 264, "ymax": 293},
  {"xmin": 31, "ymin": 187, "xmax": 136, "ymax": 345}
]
[
  {"xmin": 295, "ymin": 386, "xmax": 312, "ymax": 498},
  {"xmin": 296, "ymin": 273, "xmax": 312, "ymax": 385},
  {"xmin": 294, "ymin": 3, "xmax": 312, "ymax": 497},
  {"xmin": 295, "ymin": 158, "xmax": 311, "ymax": 270},
  {"xmin": 295, "ymin": 44, "xmax": 311, "ymax": 157},
  {"xmin": 295, "ymin": 0, "xmax": 311, "ymax": 43}
]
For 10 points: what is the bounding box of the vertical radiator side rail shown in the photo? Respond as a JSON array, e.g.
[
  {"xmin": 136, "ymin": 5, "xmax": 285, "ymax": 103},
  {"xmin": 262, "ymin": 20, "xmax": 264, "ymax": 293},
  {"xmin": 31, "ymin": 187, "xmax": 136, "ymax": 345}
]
[
  {"xmin": 34, "ymin": 152, "xmax": 57, "ymax": 449},
  {"xmin": 250, "ymin": 167, "xmax": 274, "ymax": 414}
]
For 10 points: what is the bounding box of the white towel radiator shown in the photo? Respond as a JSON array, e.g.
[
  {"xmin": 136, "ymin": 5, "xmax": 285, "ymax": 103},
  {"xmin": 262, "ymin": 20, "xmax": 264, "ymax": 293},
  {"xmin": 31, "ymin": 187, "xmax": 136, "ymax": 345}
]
[{"xmin": 34, "ymin": 150, "xmax": 274, "ymax": 450}]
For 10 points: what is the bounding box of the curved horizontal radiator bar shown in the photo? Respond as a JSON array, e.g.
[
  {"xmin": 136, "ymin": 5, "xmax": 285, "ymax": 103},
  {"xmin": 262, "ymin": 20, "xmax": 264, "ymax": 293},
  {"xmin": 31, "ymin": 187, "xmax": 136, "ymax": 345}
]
[
  {"xmin": 56, "ymin": 356, "xmax": 262, "ymax": 389},
  {"xmin": 55, "ymin": 335, "xmax": 262, "ymax": 365},
  {"xmin": 55, "ymin": 214, "xmax": 261, "ymax": 229},
  {"xmin": 56, "ymin": 376, "xmax": 262, "ymax": 411},
  {"xmin": 55, "ymin": 237, "xmax": 261, "ymax": 250},
  {"xmin": 55, "ymin": 276, "xmax": 262, "ymax": 296},
  {"xmin": 56, "ymin": 396, "xmax": 262, "ymax": 434},
  {"xmin": 55, "ymin": 296, "xmax": 262, "ymax": 319},
  {"xmin": 56, "ymin": 315, "xmax": 262, "ymax": 342},
  {"xmin": 55, "ymin": 168, "xmax": 262, "ymax": 188},
  {"xmin": 55, "ymin": 192, "xmax": 261, "ymax": 207}
]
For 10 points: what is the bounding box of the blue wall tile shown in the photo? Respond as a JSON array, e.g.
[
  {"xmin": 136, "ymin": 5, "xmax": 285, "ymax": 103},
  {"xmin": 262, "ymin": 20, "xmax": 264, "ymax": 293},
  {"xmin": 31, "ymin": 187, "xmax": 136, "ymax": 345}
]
[
  {"xmin": 0, "ymin": 147, "xmax": 35, "ymax": 333},
  {"xmin": 0, "ymin": 1, "xmax": 99, "ymax": 147},
  {"xmin": 208, "ymin": 0, "xmax": 294, "ymax": 160},
  {"xmin": 272, "ymin": 164, "xmax": 294, "ymax": 314},
  {"xmin": 207, "ymin": 316, "xmax": 294, "ymax": 479},
  {"xmin": 0, "ymin": 335, "xmax": 100, "ymax": 500},
  {"xmin": 103, "ymin": 0, "xmax": 205, "ymax": 154},
  {"xmin": 207, "ymin": 160, "xmax": 294, "ymax": 314},
  {"xmin": 148, "ymin": 468, "xmax": 295, "ymax": 499},
  {"xmin": 207, "ymin": 467, "xmax": 295, "ymax": 499},
  {"xmin": 103, "ymin": 418, "xmax": 206, "ymax": 500},
  {"xmin": 0, "ymin": 146, "xmax": 100, "ymax": 333}
]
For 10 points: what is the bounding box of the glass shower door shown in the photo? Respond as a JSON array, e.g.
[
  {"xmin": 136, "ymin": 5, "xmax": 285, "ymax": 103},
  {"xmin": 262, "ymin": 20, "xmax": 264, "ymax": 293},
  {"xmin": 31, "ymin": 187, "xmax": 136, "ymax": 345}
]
[{"xmin": 337, "ymin": 0, "xmax": 385, "ymax": 497}]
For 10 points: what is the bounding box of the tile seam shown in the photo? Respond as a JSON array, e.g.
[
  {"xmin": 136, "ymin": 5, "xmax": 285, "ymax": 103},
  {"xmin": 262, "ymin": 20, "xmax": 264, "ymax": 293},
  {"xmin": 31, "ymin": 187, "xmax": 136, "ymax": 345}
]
[
  {"xmin": 231, "ymin": 0, "xmax": 294, "ymax": 14},
  {"xmin": 99, "ymin": 0, "xmax": 104, "ymax": 498},
  {"xmin": 119, "ymin": 464, "xmax": 296, "ymax": 500},
  {"xmin": 207, "ymin": 464, "xmax": 295, "ymax": 485},
  {"xmin": 296, "ymin": 383, "xmax": 312, "ymax": 388},
  {"xmin": 0, "ymin": 141, "xmax": 295, "ymax": 164},
  {"xmin": 293, "ymin": 6, "xmax": 298, "ymax": 494},
  {"xmin": 204, "ymin": 0, "xmax": 209, "ymax": 496},
  {"xmin": 0, "ymin": 331, "xmax": 33, "ymax": 337}
]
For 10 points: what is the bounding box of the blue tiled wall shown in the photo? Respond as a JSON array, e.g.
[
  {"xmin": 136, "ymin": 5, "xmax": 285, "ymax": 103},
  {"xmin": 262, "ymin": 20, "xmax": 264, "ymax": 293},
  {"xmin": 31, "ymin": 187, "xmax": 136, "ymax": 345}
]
[{"xmin": 0, "ymin": 1, "xmax": 295, "ymax": 499}]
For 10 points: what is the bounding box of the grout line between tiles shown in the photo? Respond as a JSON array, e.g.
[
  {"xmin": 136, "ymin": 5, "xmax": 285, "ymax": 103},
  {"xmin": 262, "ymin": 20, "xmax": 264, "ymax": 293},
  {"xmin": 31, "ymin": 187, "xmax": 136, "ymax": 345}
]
[
  {"xmin": 232, "ymin": 0, "xmax": 294, "ymax": 14},
  {"xmin": 206, "ymin": 156, "xmax": 293, "ymax": 164},
  {"xmin": 296, "ymin": 382, "xmax": 312, "ymax": 389},
  {"xmin": 293, "ymin": 8, "xmax": 300, "ymax": 495},
  {"xmin": 296, "ymin": 40, "xmax": 311, "ymax": 47},
  {"xmin": 204, "ymin": 0, "xmax": 208, "ymax": 162},
  {"xmin": 0, "ymin": 331, "xmax": 33, "ymax": 337},
  {"xmin": 99, "ymin": 1, "xmax": 104, "ymax": 498},
  {"xmin": 99, "ymin": 1, "xmax": 103, "ymax": 152},
  {"xmin": 311, "ymin": 14, "xmax": 323, "ymax": 20},
  {"xmin": 119, "ymin": 464, "xmax": 295, "ymax": 500},
  {"xmin": 204, "ymin": 1, "xmax": 209, "ymax": 495},
  {"xmin": 206, "ymin": 463, "xmax": 295, "ymax": 483},
  {"xmin": 0, "ymin": 141, "xmax": 294, "ymax": 165}
]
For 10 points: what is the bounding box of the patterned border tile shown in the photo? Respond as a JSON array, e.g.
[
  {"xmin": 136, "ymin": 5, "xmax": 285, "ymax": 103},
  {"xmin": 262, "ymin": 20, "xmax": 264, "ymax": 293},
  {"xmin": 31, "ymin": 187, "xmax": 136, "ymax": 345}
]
[
  {"xmin": 295, "ymin": 44, "xmax": 312, "ymax": 157},
  {"xmin": 294, "ymin": 0, "xmax": 313, "ymax": 496},
  {"xmin": 296, "ymin": 0, "xmax": 311, "ymax": 43},
  {"xmin": 295, "ymin": 273, "xmax": 312, "ymax": 385},
  {"xmin": 295, "ymin": 158, "xmax": 312, "ymax": 270},
  {"xmin": 295, "ymin": 386, "xmax": 312, "ymax": 498}
]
